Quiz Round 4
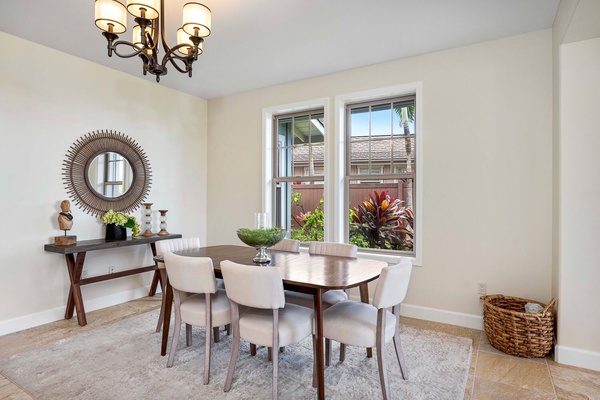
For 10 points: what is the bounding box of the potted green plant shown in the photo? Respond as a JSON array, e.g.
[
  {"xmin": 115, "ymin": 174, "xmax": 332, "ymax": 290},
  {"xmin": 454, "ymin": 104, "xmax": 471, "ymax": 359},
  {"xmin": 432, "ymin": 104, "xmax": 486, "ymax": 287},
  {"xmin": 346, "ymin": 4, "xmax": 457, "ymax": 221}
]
[
  {"xmin": 236, "ymin": 227, "xmax": 287, "ymax": 264},
  {"xmin": 102, "ymin": 209, "xmax": 141, "ymax": 240}
]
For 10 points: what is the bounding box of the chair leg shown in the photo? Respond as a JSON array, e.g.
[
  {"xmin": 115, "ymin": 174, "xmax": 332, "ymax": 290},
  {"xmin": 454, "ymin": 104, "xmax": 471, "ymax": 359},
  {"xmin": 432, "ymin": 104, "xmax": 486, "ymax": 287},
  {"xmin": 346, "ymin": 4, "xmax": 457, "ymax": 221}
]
[
  {"xmin": 339, "ymin": 343, "xmax": 346, "ymax": 362},
  {"xmin": 325, "ymin": 339, "xmax": 332, "ymax": 366},
  {"xmin": 272, "ymin": 309, "xmax": 279, "ymax": 400},
  {"xmin": 214, "ymin": 327, "xmax": 220, "ymax": 343},
  {"xmin": 312, "ymin": 334, "xmax": 318, "ymax": 388},
  {"xmin": 268, "ymin": 347, "xmax": 272, "ymax": 362},
  {"xmin": 167, "ymin": 291, "xmax": 182, "ymax": 368},
  {"xmin": 392, "ymin": 305, "xmax": 409, "ymax": 380},
  {"xmin": 376, "ymin": 309, "xmax": 390, "ymax": 400},
  {"xmin": 155, "ymin": 269, "xmax": 168, "ymax": 333},
  {"xmin": 250, "ymin": 343, "xmax": 257, "ymax": 356},
  {"xmin": 224, "ymin": 303, "xmax": 241, "ymax": 392},
  {"xmin": 226, "ymin": 323, "xmax": 231, "ymax": 335},
  {"xmin": 186, "ymin": 324, "xmax": 192, "ymax": 346},
  {"xmin": 204, "ymin": 294, "xmax": 212, "ymax": 385}
]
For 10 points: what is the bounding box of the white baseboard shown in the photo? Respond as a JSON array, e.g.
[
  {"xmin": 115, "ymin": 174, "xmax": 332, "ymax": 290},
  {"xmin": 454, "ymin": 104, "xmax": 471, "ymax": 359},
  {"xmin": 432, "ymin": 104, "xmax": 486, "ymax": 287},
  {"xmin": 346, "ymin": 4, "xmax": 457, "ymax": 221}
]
[
  {"xmin": 555, "ymin": 345, "xmax": 600, "ymax": 372},
  {"xmin": 0, "ymin": 285, "xmax": 160, "ymax": 337},
  {"xmin": 400, "ymin": 303, "xmax": 484, "ymax": 330},
  {"xmin": 346, "ymin": 295, "xmax": 484, "ymax": 331}
]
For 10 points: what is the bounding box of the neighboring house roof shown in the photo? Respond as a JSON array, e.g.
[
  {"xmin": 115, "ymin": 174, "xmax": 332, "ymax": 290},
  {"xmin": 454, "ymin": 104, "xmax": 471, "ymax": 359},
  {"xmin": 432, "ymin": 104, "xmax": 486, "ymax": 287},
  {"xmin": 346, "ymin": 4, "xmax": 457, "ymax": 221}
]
[{"xmin": 292, "ymin": 136, "xmax": 415, "ymax": 165}]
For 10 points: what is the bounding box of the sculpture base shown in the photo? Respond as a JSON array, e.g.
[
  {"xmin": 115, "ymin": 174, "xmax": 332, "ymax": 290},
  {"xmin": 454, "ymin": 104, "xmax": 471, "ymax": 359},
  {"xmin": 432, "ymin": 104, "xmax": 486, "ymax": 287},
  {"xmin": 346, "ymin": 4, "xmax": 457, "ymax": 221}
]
[
  {"xmin": 55, "ymin": 235, "xmax": 77, "ymax": 246},
  {"xmin": 141, "ymin": 230, "xmax": 154, "ymax": 237}
]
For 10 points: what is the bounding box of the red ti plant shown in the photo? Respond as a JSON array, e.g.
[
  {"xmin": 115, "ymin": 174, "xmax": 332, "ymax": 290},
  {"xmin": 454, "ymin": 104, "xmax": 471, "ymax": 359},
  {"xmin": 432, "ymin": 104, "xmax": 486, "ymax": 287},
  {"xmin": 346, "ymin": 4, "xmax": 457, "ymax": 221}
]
[{"xmin": 351, "ymin": 190, "xmax": 414, "ymax": 251}]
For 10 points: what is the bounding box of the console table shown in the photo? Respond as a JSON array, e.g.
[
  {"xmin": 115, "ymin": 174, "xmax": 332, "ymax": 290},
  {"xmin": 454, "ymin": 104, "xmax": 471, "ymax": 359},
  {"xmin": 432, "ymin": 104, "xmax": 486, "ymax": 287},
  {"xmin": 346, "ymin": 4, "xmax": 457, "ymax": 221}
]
[{"xmin": 44, "ymin": 234, "xmax": 182, "ymax": 326}]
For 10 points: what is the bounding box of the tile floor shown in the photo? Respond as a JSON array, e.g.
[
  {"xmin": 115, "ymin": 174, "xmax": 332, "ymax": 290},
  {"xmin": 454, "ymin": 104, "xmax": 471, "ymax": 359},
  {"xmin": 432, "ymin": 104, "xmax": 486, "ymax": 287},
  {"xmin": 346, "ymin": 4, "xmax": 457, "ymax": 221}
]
[{"xmin": 0, "ymin": 296, "xmax": 599, "ymax": 399}]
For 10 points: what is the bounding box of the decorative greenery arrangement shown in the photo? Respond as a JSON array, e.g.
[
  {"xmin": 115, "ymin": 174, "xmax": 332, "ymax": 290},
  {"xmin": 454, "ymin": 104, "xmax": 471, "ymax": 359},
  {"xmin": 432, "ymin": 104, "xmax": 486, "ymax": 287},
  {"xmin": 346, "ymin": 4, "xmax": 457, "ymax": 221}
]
[
  {"xmin": 101, "ymin": 209, "xmax": 141, "ymax": 238},
  {"xmin": 350, "ymin": 190, "xmax": 413, "ymax": 251},
  {"xmin": 237, "ymin": 227, "xmax": 287, "ymax": 248}
]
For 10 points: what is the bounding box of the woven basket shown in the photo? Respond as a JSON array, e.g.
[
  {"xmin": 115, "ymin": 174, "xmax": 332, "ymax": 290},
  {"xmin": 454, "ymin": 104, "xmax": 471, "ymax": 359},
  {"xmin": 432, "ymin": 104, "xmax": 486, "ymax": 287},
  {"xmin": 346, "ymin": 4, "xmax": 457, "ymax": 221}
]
[{"xmin": 481, "ymin": 294, "xmax": 556, "ymax": 358}]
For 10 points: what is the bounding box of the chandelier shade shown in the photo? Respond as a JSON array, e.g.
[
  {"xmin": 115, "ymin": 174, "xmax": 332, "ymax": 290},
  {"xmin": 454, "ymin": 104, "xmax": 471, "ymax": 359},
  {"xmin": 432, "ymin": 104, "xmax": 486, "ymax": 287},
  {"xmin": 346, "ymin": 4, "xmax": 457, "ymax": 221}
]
[
  {"xmin": 94, "ymin": 0, "xmax": 211, "ymax": 82},
  {"xmin": 177, "ymin": 28, "xmax": 202, "ymax": 55},
  {"xmin": 182, "ymin": 3, "xmax": 211, "ymax": 37},
  {"xmin": 95, "ymin": 0, "xmax": 127, "ymax": 34},
  {"xmin": 126, "ymin": 0, "xmax": 159, "ymax": 20}
]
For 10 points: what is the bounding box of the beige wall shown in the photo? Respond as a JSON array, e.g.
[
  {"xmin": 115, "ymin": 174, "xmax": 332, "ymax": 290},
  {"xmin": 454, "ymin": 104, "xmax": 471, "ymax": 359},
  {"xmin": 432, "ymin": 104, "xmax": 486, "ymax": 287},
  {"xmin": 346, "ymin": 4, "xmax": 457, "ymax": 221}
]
[
  {"xmin": 208, "ymin": 30, "xmax": 553, "ymax": 320},
  {"xmin": 0, "ymin": 32, "xmax": 208, "ymax": 334},
  {"xmin": 557, "ymin": 36, "xmax": 600, "ymax": 365}
]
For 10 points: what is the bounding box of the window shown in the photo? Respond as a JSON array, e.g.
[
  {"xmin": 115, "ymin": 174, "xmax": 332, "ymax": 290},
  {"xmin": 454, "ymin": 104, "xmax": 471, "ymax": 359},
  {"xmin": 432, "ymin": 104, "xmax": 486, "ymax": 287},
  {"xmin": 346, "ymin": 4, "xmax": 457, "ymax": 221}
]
[
  {"xmin": 273, "ymin": 109, "xmax": 325, "ymax": 242},
  {"xmin": 346, "ymin": 96, "xmax": 416, "ymax": 254}
]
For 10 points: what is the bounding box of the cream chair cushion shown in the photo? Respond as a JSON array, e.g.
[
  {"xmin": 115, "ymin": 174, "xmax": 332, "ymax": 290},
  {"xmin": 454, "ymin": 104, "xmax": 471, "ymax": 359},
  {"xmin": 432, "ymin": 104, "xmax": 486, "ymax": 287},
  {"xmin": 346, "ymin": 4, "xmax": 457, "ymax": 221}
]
[{"xmin": 179, "ymin": 290, "xmax": 231, "ymax": 328}]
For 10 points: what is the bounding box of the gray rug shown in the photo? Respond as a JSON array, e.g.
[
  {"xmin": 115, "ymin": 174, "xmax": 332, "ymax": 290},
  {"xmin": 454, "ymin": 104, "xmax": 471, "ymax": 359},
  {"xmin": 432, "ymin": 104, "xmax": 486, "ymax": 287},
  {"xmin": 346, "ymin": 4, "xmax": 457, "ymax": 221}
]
[{"xmin": 0, "ymin": 309, "xmax": 472, "ymax": 399}]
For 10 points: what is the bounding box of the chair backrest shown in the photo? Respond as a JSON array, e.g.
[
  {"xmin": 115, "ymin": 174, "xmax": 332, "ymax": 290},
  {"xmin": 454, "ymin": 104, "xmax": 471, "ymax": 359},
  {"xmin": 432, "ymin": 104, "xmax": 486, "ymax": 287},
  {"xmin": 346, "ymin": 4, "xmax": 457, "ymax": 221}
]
[
  {"xmin": 308, "ymin": 241, "xmax": 357, "ymax": 258},
  {"xmin": 220, "ymin": 260, "xmax": 285, "ymax": 310},
  {"xmin": 372, "ymin": 258, "xmax": 412, "ymax": 309},
  {"xmin": 163, "ymin": 252, "xmax": 217, "ymax": 294},
  {"xmin": 269, "ymin": 238, "xmax": 300, "ymax": 252},
  {"xmin": 156, "ymin": 237, "xmax": 201, "ymax": 256}
]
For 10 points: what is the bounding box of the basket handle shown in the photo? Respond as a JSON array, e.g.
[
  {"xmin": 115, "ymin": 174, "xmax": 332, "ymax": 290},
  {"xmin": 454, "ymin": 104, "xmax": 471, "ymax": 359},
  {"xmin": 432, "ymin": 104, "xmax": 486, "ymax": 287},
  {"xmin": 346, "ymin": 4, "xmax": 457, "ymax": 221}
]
[{"xmin": 542, "ymin": 298, "xmax": 556, "ymax": 315}]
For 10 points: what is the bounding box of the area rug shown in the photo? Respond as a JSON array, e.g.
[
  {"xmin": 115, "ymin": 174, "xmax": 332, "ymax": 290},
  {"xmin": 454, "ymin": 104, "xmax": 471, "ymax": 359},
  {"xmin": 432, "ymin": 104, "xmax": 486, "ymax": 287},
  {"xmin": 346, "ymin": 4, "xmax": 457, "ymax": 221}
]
[{"xmin": 0, "ymin": 309, "xmax": 471, "ymax": 399}]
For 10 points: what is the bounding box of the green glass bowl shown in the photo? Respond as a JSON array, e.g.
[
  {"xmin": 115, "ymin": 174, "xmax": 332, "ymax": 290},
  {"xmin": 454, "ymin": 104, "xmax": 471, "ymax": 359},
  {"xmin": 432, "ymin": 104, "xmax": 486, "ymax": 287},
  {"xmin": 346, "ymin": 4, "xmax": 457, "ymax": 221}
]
[{"xmin": 236, "ymin": 228, "xmax": 287, "ymax": 248}]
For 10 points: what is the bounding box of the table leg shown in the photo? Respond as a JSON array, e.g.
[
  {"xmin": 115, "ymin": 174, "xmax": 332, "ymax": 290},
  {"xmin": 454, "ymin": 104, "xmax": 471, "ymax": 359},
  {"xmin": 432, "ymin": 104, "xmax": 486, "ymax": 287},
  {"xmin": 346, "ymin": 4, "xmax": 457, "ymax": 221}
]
[
  {"xmin": 65, "ymin": 253, "xmax": 87, "ymax": 326},
  {"xmin": 359, "ymin": 283, "xmax": 373, "ymax": 358},
  {"xmin": 313, "ymin": 289, "xmax": 325, "ymax": 400},
  {"xmin": 148, "ymin": 243, "xmax": 160, "ymax": 296},
  {"xmin": 161, "ymin": 277, "xmax": 173, "ymax": 356}
]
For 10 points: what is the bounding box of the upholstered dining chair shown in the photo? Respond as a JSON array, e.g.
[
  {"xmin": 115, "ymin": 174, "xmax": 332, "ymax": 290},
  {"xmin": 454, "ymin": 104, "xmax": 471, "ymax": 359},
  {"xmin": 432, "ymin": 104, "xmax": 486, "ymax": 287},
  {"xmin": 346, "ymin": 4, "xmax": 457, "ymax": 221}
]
[
  {"xmin": 315, "ymin": 258, "xmax": 413, "ymax": 399},
  {"xmin": 155, "ymin": 237, "xmax": 199, "ymax": 331},
  {"xmin": 220, "ymin": 260, "xmax": 313, "ymax": 400},
  {"xmin": 285, "ymin": 241, "xmax": 358, "ymax": 364},
  {"xmin": 269, "ymin": 238, "xmax": 300, "ymax": 252},
  {"xmin": 163, "ymin": 253, "xmax": 232, "ymax": 384}
]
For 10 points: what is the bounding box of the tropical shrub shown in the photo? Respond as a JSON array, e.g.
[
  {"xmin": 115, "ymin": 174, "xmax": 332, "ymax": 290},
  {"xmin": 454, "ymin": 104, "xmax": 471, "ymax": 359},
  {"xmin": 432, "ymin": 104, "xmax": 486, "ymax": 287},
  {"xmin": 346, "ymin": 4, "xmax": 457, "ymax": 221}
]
[{"xmin": 350, "ymin": 190, "xmax": 413, "ymax": 251}]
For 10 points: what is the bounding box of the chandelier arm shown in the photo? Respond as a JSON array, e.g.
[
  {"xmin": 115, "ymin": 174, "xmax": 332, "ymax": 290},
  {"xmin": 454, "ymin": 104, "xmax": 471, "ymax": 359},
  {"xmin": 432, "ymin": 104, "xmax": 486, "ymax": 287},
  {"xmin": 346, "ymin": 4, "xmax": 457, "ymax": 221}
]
[
  {"xmin": 161, "ymin": 46, "xmax": 194, "ymax": 74},
  {"xmin": 111, "ymin": 43, "xmax": 150, "ymax": 61},
  {"xmin": 159, "ymin": 0, "xmax": 174, "ymax": 55}
]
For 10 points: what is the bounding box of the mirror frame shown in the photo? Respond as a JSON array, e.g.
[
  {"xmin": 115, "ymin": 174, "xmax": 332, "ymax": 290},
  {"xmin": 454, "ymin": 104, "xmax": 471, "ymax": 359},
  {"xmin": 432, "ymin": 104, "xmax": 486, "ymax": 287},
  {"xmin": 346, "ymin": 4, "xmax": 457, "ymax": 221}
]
[{"xmin": 62, "ymin": 130, "xmax": 152, "ymax": 216}]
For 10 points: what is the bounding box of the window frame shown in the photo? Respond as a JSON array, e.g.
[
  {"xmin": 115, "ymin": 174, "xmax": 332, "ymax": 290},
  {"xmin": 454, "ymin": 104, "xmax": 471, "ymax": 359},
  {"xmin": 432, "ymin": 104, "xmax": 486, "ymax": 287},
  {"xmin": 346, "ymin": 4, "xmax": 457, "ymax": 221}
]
[
  {"xmin": 262, "ymin": 83, "xmax": 422, "ymax": 266},
  {"xmin": 345, "ymin": 95, "xmax": 417, "ymax": 257}
]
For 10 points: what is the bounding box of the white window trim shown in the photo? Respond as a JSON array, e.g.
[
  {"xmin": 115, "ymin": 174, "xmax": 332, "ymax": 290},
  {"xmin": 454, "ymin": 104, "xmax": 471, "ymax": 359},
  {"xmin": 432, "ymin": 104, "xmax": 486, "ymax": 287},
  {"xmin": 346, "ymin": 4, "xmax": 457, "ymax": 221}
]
[
  {"xmin": 335, "ymin": 82, "xmax": 423, "ymax": 266},
  {"xmin": 262, "ymin": 98, "xmax": 332, "ymax": 240}
]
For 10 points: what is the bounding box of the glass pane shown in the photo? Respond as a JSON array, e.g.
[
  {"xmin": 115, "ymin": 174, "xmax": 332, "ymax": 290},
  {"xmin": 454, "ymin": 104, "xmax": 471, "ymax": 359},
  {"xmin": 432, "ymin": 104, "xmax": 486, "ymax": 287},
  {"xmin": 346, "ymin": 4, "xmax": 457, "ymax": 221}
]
[
  {"xmin": 370, "ymin": 103, "xmax": 392, "ymax": 136},
  {"xmin": 278, "ymin": 117, "xmax": 293, "ymax": 147},
  {"xmin": 277, "ymin": 146, "xmax": 293, "ymax": 178},
  {"xmin": 391, "ymin": 136, "xmax": 415, "ymax": 173},
  {"xmin": 310, "ymin": 113, "xmax": 325, "ymax": 144},
  {"xmin": 292, "ymin": 143, "xmax": 309, "ymax": 177},
  {"xmin": 369, "ymin": 136, "xmax": 392, "ymax": 168},
  {"xmin": 293, "ymin": 115, "xmax": 310, "ymax": 145},
  {"xmin": 308, "ymin": 144, "xmax": 324, "ymax": 176},
  {"xmin": 348, "ymin": 179, "xmax": 414, "ymax": 252},
  {"xmin": 349, "ymin": 138, "xmax": 369, "ymax": 165},
  {"xmin": 350, "ymin": 106, "xmax": 369, "ymax": 137},
  {"xmin": 276, "ymin": 182, "xmax": 323, "ymax": 242},
  {"xmin": 393, "ymin": 101, "xmax": 415, "ymax": 136}
]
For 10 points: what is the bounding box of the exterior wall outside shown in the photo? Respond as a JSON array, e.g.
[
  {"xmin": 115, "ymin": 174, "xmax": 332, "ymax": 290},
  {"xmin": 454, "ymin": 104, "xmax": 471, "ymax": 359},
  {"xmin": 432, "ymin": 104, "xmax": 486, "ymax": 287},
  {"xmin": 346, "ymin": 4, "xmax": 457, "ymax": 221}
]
[
  {"xmin": 207, "ymin": 30, "xmax": 553, "ymax": 322},
  {"xmin": 0, "ymin": 32, "xmax": 208, "ymax": 334}
]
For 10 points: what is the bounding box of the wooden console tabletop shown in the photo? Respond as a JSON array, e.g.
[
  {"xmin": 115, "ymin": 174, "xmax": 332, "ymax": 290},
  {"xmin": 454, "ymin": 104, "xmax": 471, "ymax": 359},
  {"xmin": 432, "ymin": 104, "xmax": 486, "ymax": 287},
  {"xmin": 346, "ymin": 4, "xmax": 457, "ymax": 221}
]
[{"xmin": 44, "ymin": 234, "xmax": 182, "ymax": 326}]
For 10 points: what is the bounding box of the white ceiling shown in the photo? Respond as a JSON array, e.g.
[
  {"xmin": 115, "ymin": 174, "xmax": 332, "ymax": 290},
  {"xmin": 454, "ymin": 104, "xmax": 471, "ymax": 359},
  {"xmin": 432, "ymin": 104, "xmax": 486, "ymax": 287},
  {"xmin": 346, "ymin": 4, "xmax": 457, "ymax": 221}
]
[{"xmin": 0, "ymin": 0, "xmax": 559, "ymax": 99}]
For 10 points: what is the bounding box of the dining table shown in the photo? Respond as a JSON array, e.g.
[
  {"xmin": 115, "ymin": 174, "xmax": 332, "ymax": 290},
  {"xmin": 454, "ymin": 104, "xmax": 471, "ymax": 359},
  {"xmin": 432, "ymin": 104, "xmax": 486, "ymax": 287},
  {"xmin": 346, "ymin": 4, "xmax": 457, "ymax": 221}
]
[{"xmin": 154, "ymin": 244, "xmax": 387, "ymax": 400}]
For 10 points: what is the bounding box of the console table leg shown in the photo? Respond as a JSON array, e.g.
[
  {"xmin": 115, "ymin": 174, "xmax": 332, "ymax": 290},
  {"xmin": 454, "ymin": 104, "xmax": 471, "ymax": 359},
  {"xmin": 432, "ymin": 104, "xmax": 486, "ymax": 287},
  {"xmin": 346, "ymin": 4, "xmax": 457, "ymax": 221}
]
[
  {"xmin": 65, "ymin": 253, "xmax": 87, "ymax": 326},
  {"xmin": 148, "ymin": 243, "xmax": 160, "ymax": 296},
  {"xmin": 148, "ymin": 270, "xmax": 161, "ymax": 297}
]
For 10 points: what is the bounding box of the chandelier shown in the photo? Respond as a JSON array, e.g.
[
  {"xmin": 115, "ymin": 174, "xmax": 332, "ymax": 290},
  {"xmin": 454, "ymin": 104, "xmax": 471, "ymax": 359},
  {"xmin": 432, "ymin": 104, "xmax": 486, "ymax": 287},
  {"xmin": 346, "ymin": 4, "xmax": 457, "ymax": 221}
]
[{"xmin": 94, "ymin": 0, "xmax": 211, "ymax": 82}]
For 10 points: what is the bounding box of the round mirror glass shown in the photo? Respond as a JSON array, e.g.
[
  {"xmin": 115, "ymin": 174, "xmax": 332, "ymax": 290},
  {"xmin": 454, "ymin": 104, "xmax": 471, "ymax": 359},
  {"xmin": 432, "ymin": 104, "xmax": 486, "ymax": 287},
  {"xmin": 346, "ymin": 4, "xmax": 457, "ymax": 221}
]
[{"xmin": 87, "ymin": 152, "xmax": 134, "ymax": 198}]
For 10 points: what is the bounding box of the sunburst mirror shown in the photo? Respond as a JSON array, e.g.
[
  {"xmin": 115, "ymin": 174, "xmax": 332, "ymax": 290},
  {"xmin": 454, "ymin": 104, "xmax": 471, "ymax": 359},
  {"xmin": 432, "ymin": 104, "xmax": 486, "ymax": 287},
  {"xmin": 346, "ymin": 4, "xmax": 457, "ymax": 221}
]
[{"xmin": 62, "ymin": 130, "xmax": 152, "ymax": 216}]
